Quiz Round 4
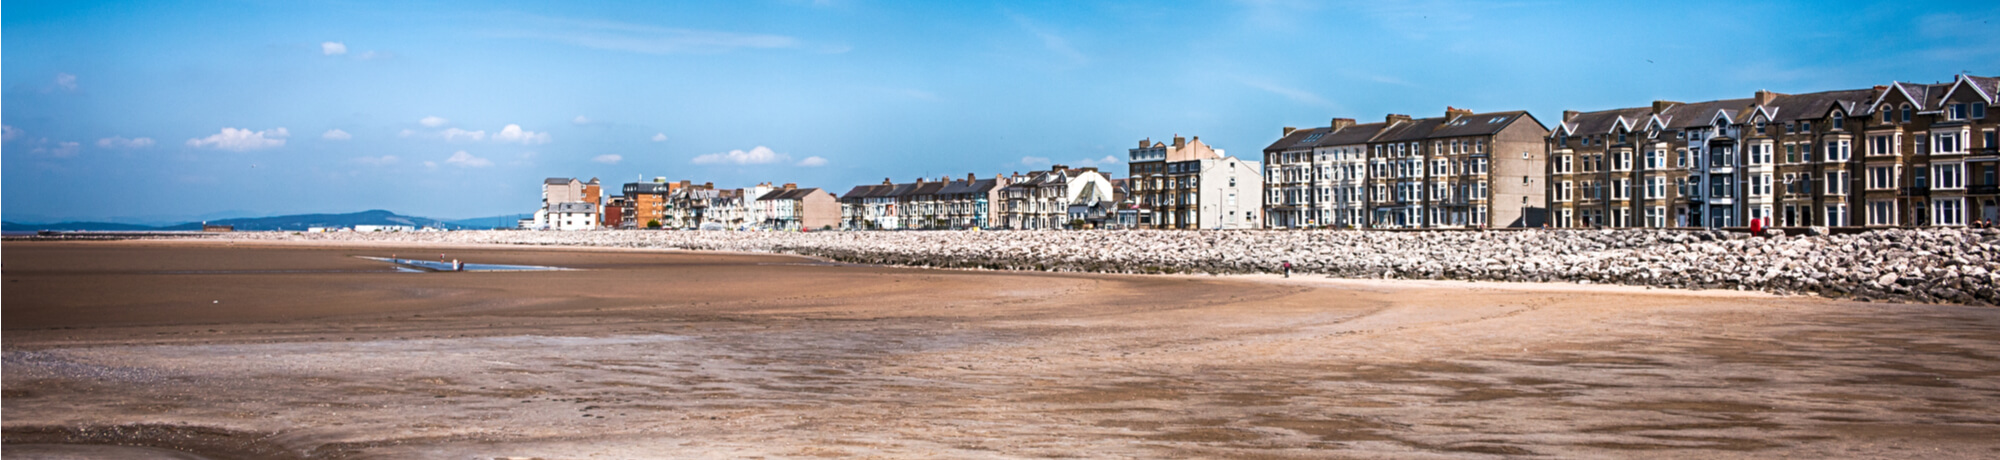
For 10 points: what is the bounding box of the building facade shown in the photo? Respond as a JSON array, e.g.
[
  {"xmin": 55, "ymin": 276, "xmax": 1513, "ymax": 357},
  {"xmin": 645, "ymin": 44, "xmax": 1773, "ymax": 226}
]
[
  {"xmin": 1000, "ymin": 165, "xmax": 1114, "ymax": 230},
  {"xmin": 1265, "ymin": 108, "xmax": 1547, "ymax": 229},
  {"xmin": 1548, "ymin": 74, "xmax": 1996, "ymax": 229}
]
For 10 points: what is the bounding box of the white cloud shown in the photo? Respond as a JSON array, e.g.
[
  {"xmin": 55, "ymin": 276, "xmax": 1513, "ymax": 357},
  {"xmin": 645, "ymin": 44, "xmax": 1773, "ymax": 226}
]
[
  {"xmin": 440, "ymin": 128, "xmax": 487, "ymax": 142},
  {"xmin": 444, "ymin": 150, "xmax": 492, "ymax": 168},
  {"xmin": 354, "ymin": 155, "xmax": 399, "ymax": 165},
  {"xmin": 1073, "ymin": 155, "xmax": 1121, "ymax": 167},
  {"xmin": 322, "ymin": 42, "xmax": 348, "ymax": 56},
  {"xmin": 398, "ymin": 129, "xmax": 417, "ymax": 138},
  {"xmin": 322, "ymin": 129, "xmax": 353, "ymax": 141},
  {"xmin": 492, "ymin": 124, "xmax": 551, "ymax": 144},
  {"xmin": 572, "ymin": 115, "xmax": 592, "ymax": 125},
  {"xmin": 419, "ymin": 116, "xmax": 449, "ymax": 127},
  {"xmin": 3, "ymin": 125, "xmax": 21, "ymax": 142},
  {"xmin": 423, "ymin": 161, "xmax": 438, "ymax": 169},
  {"xmin": 186, "ymin": 127, "xmax": 289, "ymax": 151},
  {"xmin": 692, "ymin": 146, "xmax": 788, "ymax": 165},
  {"xmin": 593, "ymin": 154, "xmax": 623, "ymax": 164},
  {"xmin": 96, "ymin": 136, "xmax": 156, "ymax": 149},
  {"xmin": 54, "ymin": 73, "xmax": 78, "ymax": 91},
  {"xmin": 651, "ymin": 133, "xmax": 669, "ymax": 142},
  {"xmin": 37, "ymin": 141, "xmax": 82, "ymax": 158},
  {"xmin": 1020, "ymin": 156, "xmax": 1052, "ymax": 166},
  {"xmin": 795, "ymin": 156, "xmax": 828, "ymax": 167}
]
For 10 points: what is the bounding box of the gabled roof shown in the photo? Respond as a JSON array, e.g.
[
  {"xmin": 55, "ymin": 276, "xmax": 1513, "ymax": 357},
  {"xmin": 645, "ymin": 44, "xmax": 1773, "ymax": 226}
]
[
  {"xmin": 1560, "ymin": 107, "xmax": 1652, "ymax": 136},
  {"xmin": 1762, "ymin": 88, "xmax": 1875, "ymax": 122},
  {"xmin": 1937, "ymin": 74, "xmax": 1999, "ymax": 105},
  {"xmin": 1661, "ymin": 98, "xmax": 1753, "ymax": 130}
]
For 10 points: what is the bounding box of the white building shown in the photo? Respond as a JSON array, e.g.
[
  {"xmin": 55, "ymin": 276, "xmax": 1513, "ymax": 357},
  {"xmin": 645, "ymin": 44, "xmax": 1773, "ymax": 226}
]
[{"xmin": 535, "ymin": 202, "xmax": 599, "ymax": 231}]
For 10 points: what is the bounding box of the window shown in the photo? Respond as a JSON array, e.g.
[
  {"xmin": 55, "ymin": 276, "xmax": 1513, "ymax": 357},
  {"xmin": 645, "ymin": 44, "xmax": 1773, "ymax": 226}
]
[
  {"xmin": 1869, "ymin": 201, "xmax": 1895, "ymax": 226},
  {"xmin": 1616, "ymin": 151, "xmax": 1633, "ymax": 171},
  {"xmin": 1871, "ymin": 135, "xmax": 1890, "ymax": 156},
  {"xmin": 1559, "ymin": 181, "xmax": 1573, "ymax": 202},
  {"xmin": 1785, "ymin": 143, "xmax": 1798, "ymax": 163},
  {"xmin": 1646, "ymin": 177, "xmax": 1667, "ymax": 199},
  {"xmin": 1987, "ymin": 130, "xmax": 1998, "ymax": 150},
  {"xmin": 1880, "ymin": 106, "xmax": 1893, "ymax": 124},
  {"xmin": 1711, "ymin": 175, "xmax": 1733, "ymax": 198},
  {"xmin": 1825, "ymin": 204, "xmax": 1847, "ymax": 227},
  {"xmin": 1833, "ymin": 115, "xmax": 1844, "ymax": 130},
  {"xmin": 1676, "ymin": 149, "xmax": 1689, "ymax": 168},
  {"xmin": 1558, "ymin": 155, "xmax": 1573, "ymax": 173},
  {"xmin": 1933, "ymin": 198, "xmax": 1964, "ymax": 226},
  {"xmin": 1825, "ymin": 171, "xmax": 1847, "ymax": 195},
  {"xmin": 1934, "ymin": 163, "xmax": 1964, "ymax": 189},
  {"xmin": 1786, "ymin": 122, "xmax": 1796, "ymax": 134},
  {"xmin": 1755, "ymin": 173, "xmax": 1772, "ymax": 197},
  {"xmin": 1901, "ymin": 104, "xmax": 1912, "ymax": 122},
  {"xmin": 1645, "ymin": 149, "xmax": 1665, "ymax": 169},
  {"xmin": 1802, "ymin": 121, "xmax": 1813, "ymax": 132},
  {"xmin": 1613, "ymin": 178, "xmax": 1630, "ymax": 200},
  {"xmin": 1936, "ymin": 131, "xmax": 1962, "ymax": 154},
  {"xmin": 1649, "ymin": 206, "xmax": 1666, "ymax": 228},
  {"xmin": 1710, "ymin": 147, "xmax": 1733, "ymax": 168},
  {"xmin": 1949, "ymin": 103, "xmax": 1967, "ymax": 120},
  {"xmin": 1869, "ymin": 166, "xmax": 1894, "ymax": 190},
  {"xmin": 1756, "ymin": 121, "xmax": 1767, "ymax": 135},
  {"xmin": 1973, "ymin": 102, "xmax": 1986, "ymax": 119}
]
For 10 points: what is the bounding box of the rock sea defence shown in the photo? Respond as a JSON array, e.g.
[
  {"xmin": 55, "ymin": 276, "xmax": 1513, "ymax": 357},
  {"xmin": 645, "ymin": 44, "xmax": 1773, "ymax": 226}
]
[{"xmin": 237, "ymin": 228, "xmax": 2000, "ymax": 305}]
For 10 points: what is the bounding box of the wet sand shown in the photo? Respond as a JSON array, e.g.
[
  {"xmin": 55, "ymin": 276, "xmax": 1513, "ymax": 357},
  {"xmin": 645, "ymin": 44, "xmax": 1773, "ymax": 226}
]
[{"xmin": 5, "ymin": 239, "xmax": 2000, "ymax": 459}]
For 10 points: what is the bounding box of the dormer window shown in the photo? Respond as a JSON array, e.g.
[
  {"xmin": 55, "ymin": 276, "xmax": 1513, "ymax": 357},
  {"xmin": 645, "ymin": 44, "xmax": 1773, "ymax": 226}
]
[
  {"xmin": 1901, "ymin": 104, "xmax": 1912, "ymax": 123},
  {"xmin": 1948, "ymin": 103, "xmax": 1966, "ymax": 120},
  {"xmin": 1832, "ymin": 114, "xmax": 1844, "ymax": 130},
  {"xmin": 1756, "ymin": 121, "xmax": 1767, "ymax": 135},
  {"xmin": 1881, "ymin": 106, "xmax": 1893, "ymax": 124},
  {"xmin": 1617, "ymin": 130, "xmax": 1627, "ymax": 144}
]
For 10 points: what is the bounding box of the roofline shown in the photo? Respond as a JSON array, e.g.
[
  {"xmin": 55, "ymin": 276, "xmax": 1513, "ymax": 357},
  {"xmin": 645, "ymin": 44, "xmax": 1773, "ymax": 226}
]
[
  {"xmin": 1868, "ymin": 81, "xmax": 1924, "ymax": 111},
  {"xmin": 1936, "ymin": 75, "xmax": 1995, "ymax": 106}
]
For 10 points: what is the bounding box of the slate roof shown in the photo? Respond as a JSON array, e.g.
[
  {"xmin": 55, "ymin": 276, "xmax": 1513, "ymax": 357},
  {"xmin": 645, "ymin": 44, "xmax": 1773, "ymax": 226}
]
[
  {"xmin": 1760, "ymin": 88, "xmax": 1875, "ymax": 122},
  {"xmin": 1662, "ymin": 99, "xmax": 1754, "ymax": 130},
  {"xmin": 757, "ymin": 188, "xmax": 825, "ymax": 201},
  {"xmin": 1373, "ymin": 117, "xmax": 1446, "ymax": 143},
  {"xmin": 1315, "ymin": 122, "xmax": 1391, "ymax": 147},
  {"xmin": 545, "ymin": 178, "xmax": 577, "ymax": 185},
  {"xmin": 1263, "ymin": 127, "xmax": 1324, "ymax": 153},
  {"xmin": 937, "ymin": 178, "xmax": 1000, "ymax": 195},
  {"xmin": 1429, "ymin": 111, "xmax": 1535, "ymax": 138}
]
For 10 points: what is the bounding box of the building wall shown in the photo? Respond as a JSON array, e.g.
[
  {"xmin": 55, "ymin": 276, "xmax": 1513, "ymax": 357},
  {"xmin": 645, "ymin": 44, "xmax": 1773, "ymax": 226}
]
[
  {"xmin": 801, "ymin": 191, "xmax": 840, "ymax": 230},
  {"xmin": 1490, "ymin": 119, "xmax": 1550, "ymax": 227}
]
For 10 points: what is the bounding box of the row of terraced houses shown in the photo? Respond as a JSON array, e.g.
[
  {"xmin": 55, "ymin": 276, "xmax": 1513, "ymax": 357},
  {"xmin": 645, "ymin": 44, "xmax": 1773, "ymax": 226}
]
[
  {"xmin": 533, "ymin": 73, "xmax": 1995, "ymax": 231},
  {"xmin": 1263, "ymin": 73, "xmax": 1998, "ymax": 230}
]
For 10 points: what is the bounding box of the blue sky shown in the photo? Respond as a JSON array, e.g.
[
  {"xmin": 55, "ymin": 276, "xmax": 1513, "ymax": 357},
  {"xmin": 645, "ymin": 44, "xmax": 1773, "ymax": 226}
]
[{"xmin": 5, "ymin": 1, "xmax": 1997, "ymax": 222}]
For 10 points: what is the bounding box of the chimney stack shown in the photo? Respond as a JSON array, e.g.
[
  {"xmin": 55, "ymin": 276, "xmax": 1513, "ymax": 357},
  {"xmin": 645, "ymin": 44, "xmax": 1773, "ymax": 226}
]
[
  {"xmin": 1445, "ymin": 106, "xmax": 1473, "ymax": 120},
  {"xmin": 882, "ymin": 177, "xmax": 893, "ymax": 186},
  {"xmin": 1282, "ymin": 126, "xmax": 1296, "ymax": 136},
  {"xmin": 967, "ymin": 173, "xmax": 976, "ymax": 182},
  {"xmin": 1139, "ymin": 138, "xmax": 1151, "ymax": 149},
  {"xmin": 1331, "ymin": 118, "xmax": 1355, "ymax": 131},
  {"xmin": 783, "ymin": 183, "xmax": 796, "ymax": 190},
  {"xmin": 1652, "ymin": 100, "xmax": 1680, "ymax": 114},
  {"xmin": 703, "ymin": 182, "xmax": 713, "ymax": 189},
  {"xmin": 1563, "ymin": 110, "xmax": 1580, "ymax": 121},
  {"xmin": 1755, "ymin": 89, "xmax": 1778, "ymax": 106},
  {"xmin": 1172, "ymin": 135, "xmax": 1185, "ymax": 147},
  {"xmin": 1052, "ymin": 164, "xmax": 1069, "ymax": 172},
  {"xmin": 1386, "ymin": 114, "xmax": 1413, "ymax": 124}
]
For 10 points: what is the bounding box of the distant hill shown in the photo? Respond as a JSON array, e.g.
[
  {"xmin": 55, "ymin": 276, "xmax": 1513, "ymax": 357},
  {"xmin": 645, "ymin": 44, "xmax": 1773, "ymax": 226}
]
[{"xmin": 5, "ymin": 210, "xmax": 484, "ymax": 232}]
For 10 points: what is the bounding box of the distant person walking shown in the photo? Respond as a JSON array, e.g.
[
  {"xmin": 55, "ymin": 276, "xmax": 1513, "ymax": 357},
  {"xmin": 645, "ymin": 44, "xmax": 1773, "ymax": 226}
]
[{"xmin": 1282, "ymin": 261, "xmax": 1293, "ymax": 278}]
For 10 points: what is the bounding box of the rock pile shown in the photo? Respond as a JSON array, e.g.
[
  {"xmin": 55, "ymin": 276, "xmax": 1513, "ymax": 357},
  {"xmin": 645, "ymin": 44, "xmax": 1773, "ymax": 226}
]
[{"xmin": 234, "ymin": 228, "xmax": 2000, "ymax": 305}]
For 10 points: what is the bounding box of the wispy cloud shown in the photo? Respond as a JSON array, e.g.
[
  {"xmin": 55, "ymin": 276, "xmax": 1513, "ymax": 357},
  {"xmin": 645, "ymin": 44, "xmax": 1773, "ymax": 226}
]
[
  {"xmin": 1073, "ymin": 155, "xmax": 1121, "ymax": 168},
  {"xmin": 1238, "ymin": 77, "xmax": 1340, "ymax": 109},
  {"xmin": 322, "ymin": 129, "xmax": 353, "ymax": 141},
  {"xmin": 419, "ymin": 116, "xmax": 449, "ymax": 127},
  {"xmin": 1007, "ymin": 12, "xmax": 1088, "ymax": 66},
  {"xmin": 322, "ymin": 41, "xmax": 347, "ymax": 56},
  {"xmin": 354, "ymin": 155, "xmax": 399, "ymax": 165},
  {"xmin": 651, "ymin": 133, "xmax": 669, "ymax": 142},
  {"xmin": 496, "ymin": 14, "xmax": 800, "ymax": 55},
  {"xmin": 445, "ymin": 150, "xmax": 492, "ymax": 168},
  {"xmin": 96, "ymin": 136, "xmax": 156, "ymax": 149},
  {"xmin": 572, "ymin": 115, "xmax": 592, "ymax": 125},
  {"xmin": 593, "ymin": 154, "xmax": 623, "ymax": 164},
  {"xmin": 54, "ymin": 73, "xmax": 78, "ymax": 91},
  {"xmin": 1, "ymin": 125, "xmax": 20, "ymax": 142},
  {"xmin": 795, "ymin": 156, "xmax": 828, "ymax": 167},
  {"xmin": 1019, "ymin": 156, "xmax": 1052, "ymax": 166}
]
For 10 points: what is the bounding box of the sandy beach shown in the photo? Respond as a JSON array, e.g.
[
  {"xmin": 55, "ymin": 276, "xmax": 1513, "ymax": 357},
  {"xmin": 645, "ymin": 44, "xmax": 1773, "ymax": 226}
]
[{"xmin": 5, "ymin": 239, "xmax": 1999, "ymax": 458}]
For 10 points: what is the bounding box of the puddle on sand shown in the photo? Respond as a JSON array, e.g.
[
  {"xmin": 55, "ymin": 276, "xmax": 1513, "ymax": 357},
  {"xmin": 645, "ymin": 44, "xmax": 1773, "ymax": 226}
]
[{"xmin": 357, "ymin": 256, "xmax": 570, "ymax": 272}]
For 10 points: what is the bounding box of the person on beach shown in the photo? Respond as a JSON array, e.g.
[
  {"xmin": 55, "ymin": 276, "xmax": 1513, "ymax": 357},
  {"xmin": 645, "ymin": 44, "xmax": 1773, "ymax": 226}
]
[{"xmin": 1282, "ymin": 261, "xmax": 1293, "ymax": 278}]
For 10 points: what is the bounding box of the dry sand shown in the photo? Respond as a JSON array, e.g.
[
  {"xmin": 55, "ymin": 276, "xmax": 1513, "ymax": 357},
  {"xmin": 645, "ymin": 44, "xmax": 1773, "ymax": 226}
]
[{"xmin": 4, "ymin": 239, "xmax": 1999, "ymax": 459}]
